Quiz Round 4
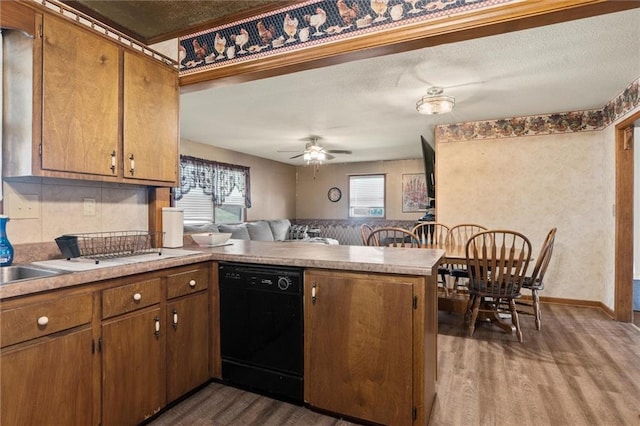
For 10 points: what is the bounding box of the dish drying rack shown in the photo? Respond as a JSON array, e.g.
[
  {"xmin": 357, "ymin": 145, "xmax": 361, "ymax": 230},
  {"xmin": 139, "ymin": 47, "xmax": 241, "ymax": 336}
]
[{"xmin": 56, "ymin": 231, "xmax": 164, "ymax": 261}]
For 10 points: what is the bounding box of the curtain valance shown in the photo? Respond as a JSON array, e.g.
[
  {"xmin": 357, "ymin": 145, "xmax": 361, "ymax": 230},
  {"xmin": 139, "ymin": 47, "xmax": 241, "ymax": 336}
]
[{"xmin": 174, "ymin": 155, "xmax": 251, "ymax": 208}]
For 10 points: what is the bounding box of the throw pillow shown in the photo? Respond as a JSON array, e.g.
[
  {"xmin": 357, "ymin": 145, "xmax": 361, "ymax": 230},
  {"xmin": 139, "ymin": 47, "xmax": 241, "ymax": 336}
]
[{"xmin": 289, "ymin": 224, "xmax": 309, "ymax": 240}]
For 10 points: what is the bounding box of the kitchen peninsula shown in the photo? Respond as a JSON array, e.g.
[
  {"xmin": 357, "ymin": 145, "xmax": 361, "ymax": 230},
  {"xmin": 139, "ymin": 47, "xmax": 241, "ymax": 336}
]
[{"xmin": 0, "ymin": 240, "xmax": 444, "ymax": 426}]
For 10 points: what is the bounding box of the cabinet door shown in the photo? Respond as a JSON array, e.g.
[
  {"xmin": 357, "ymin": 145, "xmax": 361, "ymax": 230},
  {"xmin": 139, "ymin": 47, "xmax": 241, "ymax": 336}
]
[
  {"xmin": 166, "ymin": 292, "xmax": 210, "ymax": 402},
  {"xmin": 304, "ymin": 270, "xmax": 414, "ymax": 426},
  {"xmin": 123, "ymin": 51, "xmax": 178, "ymax": 184},
  {"xmin": 1, "ymin": 327, "xmax": 93, "ymax": 426},
  {"xmin": 42, "ymin": 14, "xmax": 119, "ymax": 176},
  {"xmin": 102, "ymin": 307, "xmax": 165, "ymax": 426}
]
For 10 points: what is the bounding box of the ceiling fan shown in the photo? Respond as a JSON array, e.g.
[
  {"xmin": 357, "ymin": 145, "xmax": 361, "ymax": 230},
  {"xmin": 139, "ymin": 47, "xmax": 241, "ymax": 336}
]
[{"xmin": 285, "ymin": 136, "xmax": 352, "ymax": 163}]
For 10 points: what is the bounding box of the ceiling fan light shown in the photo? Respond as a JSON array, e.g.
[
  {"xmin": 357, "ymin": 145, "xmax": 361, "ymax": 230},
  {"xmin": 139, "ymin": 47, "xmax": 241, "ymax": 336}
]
[
  {"xmin": 303, "ymin": 152, "xmax": 311, "ymax": 161},
  {"xmin": 318, "ymin": 152, "xmax": 326, "ymax": 161}
]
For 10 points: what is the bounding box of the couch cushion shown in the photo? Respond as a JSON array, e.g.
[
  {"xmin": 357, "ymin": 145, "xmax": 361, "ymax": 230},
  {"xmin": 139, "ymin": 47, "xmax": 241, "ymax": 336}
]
[
  {"xmin": 246, "ymin": 221, "xmax": 275, "ymax": 241},
  {"xmin": 268, "ymin": 219, "xmax": 291, "ymax": 241},
  {"xmin": 218, "ymin": 224, "xmax": 250, "ymax": 240},
  {"xmin": 183, "ymin": 223, "xmax": 219, "ymax": 234}
]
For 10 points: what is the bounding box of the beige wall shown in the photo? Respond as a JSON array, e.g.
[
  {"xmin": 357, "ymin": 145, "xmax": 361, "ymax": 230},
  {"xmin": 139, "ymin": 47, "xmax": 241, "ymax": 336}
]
[
  {"xmin": 437, "ymin": 130, "xmax": 611, "ymax": 304},
  {"xmin": 181, "ymin": 139, "xmax": 296, "ymax": 221},
  {"xmin": 295, "ymin": 159, "xmax": 425, "ymax": 220}
]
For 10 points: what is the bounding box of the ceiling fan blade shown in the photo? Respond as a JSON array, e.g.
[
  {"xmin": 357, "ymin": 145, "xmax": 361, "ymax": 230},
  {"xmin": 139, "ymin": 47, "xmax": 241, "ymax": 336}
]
[
  {"xmin": 325, "ymin": 153, "xmax": 335, "ymax": 160},
  {"xmin": 289, "ymin": 153, "xmax": 304, "ymax": 159},
  {"xmin": 326, "ymin": 150, "xmax": 352, "ymax": 155}
]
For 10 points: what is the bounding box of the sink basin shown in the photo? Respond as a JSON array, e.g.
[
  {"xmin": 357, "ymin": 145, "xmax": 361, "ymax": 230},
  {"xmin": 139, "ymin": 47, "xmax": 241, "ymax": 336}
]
[{"xmin": 0, "ymin": 265, "xmax": 66, "ymax": 285}]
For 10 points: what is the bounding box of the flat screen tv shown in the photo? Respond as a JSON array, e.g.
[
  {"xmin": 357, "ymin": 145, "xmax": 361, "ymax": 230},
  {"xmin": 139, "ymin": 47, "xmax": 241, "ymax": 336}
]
[{"xmin": 421, "ymin": 135, "xmax": 435, "ymax": 204}]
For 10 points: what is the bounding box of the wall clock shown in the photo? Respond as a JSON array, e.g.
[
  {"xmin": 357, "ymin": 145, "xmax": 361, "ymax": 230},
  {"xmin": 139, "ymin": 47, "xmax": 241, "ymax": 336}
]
[{"xmin": 327, "ymin": 187, "xmax": 342, "ymax": 202}]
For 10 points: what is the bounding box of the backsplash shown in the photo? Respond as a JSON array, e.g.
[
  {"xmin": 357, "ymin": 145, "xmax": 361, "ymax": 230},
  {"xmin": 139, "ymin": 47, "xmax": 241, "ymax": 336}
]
[{"xmin": 3, "ymin": 178, "xmax": 148, "ymax": 246}]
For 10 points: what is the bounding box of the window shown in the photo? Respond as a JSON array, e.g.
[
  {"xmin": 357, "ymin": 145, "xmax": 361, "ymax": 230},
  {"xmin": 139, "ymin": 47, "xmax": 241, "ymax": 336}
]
[
  {"xmin": 349, "ymin": 174, "xmax": 385, "ymax": 218},
  {"xmin": 175, "ymin": 156, "xmax": 251, "ymax": 224}
]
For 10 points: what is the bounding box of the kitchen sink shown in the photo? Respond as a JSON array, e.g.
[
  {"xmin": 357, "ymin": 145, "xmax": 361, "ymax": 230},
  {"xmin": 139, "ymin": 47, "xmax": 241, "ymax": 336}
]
[{"xmin": 0, "ymin": 265, "xmax": 66, "ymax": 285}]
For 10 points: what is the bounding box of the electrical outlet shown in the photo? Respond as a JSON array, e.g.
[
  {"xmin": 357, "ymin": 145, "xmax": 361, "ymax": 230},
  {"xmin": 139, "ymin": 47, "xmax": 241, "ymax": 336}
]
[
  {"xmin": 83, "ymin": 198, "xmax": 96, "ymax": 216},
  {"xmin": 9, "ymin": 193, "xmax": 40, "ymax": 219}
]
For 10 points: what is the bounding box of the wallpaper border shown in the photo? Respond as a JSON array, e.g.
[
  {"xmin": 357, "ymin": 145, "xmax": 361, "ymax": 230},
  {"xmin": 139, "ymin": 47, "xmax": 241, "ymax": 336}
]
[{"xmin": 436, "ymin": 78, "xmax": 640, "ymax": 143}]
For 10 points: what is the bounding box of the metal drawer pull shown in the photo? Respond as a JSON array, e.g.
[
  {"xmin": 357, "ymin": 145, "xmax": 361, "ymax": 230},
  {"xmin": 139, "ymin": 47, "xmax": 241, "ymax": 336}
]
[
  {"xmin": 133, "ymin": 293, "xmax": 142, "ymax": 301},
  {"xmin": 154, "ymin": 316, "xmax": 160, "ymax": 337},
  {"xmin": 311, "ymin": 282, "xmax": 317, "ymax": 304},
  {"xmin": 189, "ymin": 279, "xmax": 196, "ymax": 288},
  {"xmin": 129, "ymin": 154, "xmax": 135, "ymax": 175},
  {"xmin": 172, "ymin": 309, "xmax": 178, "ymax": 329},
  {"xmin": 37, "ymin": 316, "xmax": 49, "ymax": 326}
]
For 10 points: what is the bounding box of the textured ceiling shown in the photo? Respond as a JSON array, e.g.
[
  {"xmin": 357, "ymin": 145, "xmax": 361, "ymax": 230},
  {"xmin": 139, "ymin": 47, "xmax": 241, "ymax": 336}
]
[
  {"xmin": 62, "ymin": 0, "xmax": 287, "ymax": 43},
  {"xmin": 179, "ymin": 8, "xmax": 640, "ymax": 165}
]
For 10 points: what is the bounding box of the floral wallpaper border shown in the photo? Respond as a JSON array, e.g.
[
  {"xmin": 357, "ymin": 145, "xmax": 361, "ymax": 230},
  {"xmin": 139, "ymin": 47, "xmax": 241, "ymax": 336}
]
[
  {"xmin": 436, "ymin": 78, "xmax": 640, "ymax": 143},
  {"xmin": 178, "ymin": 0, "xmax": 513, "ymax": 74}
]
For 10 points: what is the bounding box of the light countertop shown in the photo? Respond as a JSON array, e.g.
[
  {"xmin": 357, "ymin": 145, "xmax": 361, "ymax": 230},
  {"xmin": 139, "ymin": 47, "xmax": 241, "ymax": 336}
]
[{"xmin": 0, "ymin": 239, "xmax": 445, "ymax": 300}]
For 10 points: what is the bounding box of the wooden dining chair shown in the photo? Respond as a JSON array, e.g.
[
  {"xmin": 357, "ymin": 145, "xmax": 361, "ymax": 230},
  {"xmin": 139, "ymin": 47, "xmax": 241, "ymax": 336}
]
[
  {"xmin": 360, "ymin": 224, "xmax": 375, "ymax": 246},
  {"xmin": 444, "ymin": 224, "xmax": 487, "ymax": 294},
  {"xmin": 516, "ymin": 228, "xmax": 557, "ymax": 331},
  {"xmin": 464, "ymin": 230, "xmax": 532, "ymax": 342},
  {"xmin": 412, "ymin": 222, "xmax": 451, "ymax": 294},
  {"xmin": 411, "ymin": 222, "xmax": 449, "ymax": 246},
  {"xmin": 366, "ymin": 227, "xmax": 420, "ymax": 248}
]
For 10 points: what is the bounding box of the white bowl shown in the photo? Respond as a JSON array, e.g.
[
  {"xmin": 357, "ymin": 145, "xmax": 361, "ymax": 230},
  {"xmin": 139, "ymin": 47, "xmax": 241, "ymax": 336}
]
[{"xmin": 191, "ymin": 232, "xmax": 232, "ymax": 247}]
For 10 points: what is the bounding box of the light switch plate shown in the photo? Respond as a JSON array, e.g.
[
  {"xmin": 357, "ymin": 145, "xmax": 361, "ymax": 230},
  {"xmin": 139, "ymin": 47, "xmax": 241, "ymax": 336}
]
[{"xmin": 84, "ymin": 198, "xmax": 96, "ymax": 216}]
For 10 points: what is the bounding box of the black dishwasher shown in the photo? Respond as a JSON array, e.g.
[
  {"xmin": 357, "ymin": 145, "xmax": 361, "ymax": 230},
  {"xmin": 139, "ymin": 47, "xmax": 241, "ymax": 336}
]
[{"xmin": 218, "ymin": 262, "xmax": 303, "ymax": 403}]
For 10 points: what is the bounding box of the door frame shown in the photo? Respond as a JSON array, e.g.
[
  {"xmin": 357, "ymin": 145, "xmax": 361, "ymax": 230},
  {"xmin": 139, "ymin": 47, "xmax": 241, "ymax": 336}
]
[{"xmin": 615, "ymin": 113, "xmax": 638, "ymax": 322}]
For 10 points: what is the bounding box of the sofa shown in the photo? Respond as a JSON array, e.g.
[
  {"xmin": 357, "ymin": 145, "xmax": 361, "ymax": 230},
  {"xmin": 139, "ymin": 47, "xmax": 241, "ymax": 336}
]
[{"xmin": 184, "ymin": 219, "xmax": 338, "ymax": 244}]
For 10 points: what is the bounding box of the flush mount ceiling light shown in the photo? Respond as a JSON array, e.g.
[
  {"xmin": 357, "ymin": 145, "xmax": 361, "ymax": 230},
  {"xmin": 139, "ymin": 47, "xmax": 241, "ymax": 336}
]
[{"xmin": 416, "ymin": 86, "xmax": 455, "ymax": 115}]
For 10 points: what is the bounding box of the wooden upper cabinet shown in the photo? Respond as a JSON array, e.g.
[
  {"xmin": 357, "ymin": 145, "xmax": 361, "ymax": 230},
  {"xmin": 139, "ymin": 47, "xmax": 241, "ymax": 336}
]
[
  {"xmin": 3, "ymin": 8, "xmax": 179, "ymax": 186},
  {"xmin": 42, "ymin": 14, "xmax": 120, "ymax": 177},
  {"xmin": 123, "ymin": 51, "xmax": 179, "ymax": 184}
]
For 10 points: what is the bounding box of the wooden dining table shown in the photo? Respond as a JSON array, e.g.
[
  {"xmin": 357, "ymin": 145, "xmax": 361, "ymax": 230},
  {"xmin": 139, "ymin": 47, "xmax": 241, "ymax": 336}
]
[{"xmin": 424, "ymin": 243, "xmax": 518, "ymax": 335}]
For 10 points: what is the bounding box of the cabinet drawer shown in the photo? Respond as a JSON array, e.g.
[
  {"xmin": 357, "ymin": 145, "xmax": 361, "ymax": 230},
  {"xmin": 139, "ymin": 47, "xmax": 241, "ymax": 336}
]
[
  {"xmin": 102, "ymin": 278, "xmax": 161, "ymax": 319},
  {"xmin": 166, "ymin": 267, "xmax": 209, "ymax": 300},
  {"xmin": 1, "ymin": 293, "xmax": 93, "ymax": 348}
]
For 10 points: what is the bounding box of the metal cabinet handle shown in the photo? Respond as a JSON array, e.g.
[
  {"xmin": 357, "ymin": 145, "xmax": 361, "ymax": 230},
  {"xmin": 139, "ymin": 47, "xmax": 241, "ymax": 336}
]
[
  {"xmin": 37, "ymin": 316, "xmax": 49, "ymax": 326},
  {"xmin": 110, "ymin": 150, "xmax": 116, "ymax": 174},
  {"xmin": 133, "ymin": 292, "xmax": 142, "ymax": 301},
  {"xmin": 311, "ymin": 282, "xmax": 317, "ymax": 305},
  {"xmin": 189, "ymin": 279, "xmax": 196, "ymax": 288},
  {"xmin": 129, "ymin": 154, "xmax": 135, "ymax": 176},
  {"xmin": 154, "ymin": 316, "xmax": 160, "ymax": 338},
  {"xmin": 172, "ymin": 309, "xmax": 178, "ymax": 330}
]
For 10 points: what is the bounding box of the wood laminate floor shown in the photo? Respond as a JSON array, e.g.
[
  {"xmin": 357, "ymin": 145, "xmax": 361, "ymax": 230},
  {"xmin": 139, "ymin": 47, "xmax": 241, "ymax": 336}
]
[{"xmin": 149, "ymin": 304, "xmax": 640, "ymax": 426}]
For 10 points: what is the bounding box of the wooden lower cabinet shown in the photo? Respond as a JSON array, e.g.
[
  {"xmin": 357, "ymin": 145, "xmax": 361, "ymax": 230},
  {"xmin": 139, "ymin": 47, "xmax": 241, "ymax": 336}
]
[
  {"xmin": 0, "ymin": 327, "xmax": 94, "ymax": 426},
  {"xmin": 0, "ymin": 261, "xmax": 213, "ymax": 426},
  {"xmin": 304, "ymin": 269, "xmax": 416, "ymax": 426},
  {"xmin": 102, "ymin": 306, "xmax": 165, "ymax": 426},
  {"xmin": 166, "ymin": 291, "xmax": 210, "ymax": 402},
  {"xmin": 100, "ymin": 263, "xmax": 211, "ymax": 426}
]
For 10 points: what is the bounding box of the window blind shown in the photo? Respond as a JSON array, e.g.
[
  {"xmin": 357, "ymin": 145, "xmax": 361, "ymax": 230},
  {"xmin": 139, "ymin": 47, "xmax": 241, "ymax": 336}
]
[{"xmin": 349, "ymin": 174, "xmax": 385, "ymax": 218}]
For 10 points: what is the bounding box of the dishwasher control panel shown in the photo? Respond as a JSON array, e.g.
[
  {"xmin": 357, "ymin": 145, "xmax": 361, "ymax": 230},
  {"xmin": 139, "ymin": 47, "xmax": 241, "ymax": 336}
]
[{"xmin": 219, "ymin": 262, "xmax": 302, "ymax": 294}]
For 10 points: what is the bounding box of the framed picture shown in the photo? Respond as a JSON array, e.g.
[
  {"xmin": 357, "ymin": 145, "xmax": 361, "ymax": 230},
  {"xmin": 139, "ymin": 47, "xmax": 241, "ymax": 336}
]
[{"xmin": 402, "ymin": 173, "xmax": 428, "ymax": 212}]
